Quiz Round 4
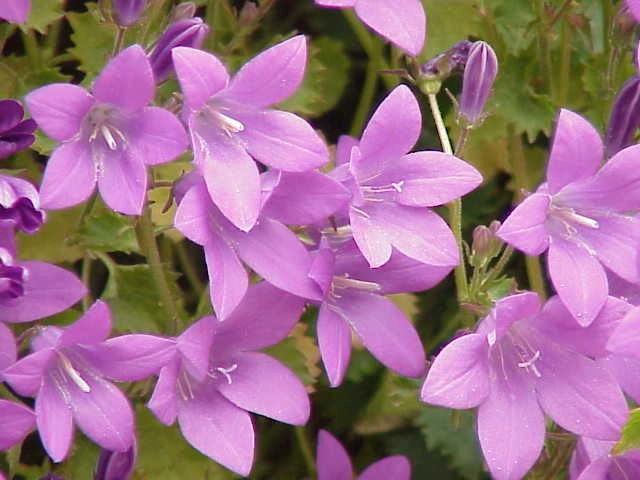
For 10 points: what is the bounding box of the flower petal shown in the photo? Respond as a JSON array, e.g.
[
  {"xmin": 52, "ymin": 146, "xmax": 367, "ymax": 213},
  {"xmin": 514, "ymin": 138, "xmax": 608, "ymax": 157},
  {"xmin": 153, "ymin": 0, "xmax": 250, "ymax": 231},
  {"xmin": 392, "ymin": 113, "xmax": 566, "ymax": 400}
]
[
  {"xmin": 178, "ymin": 386, "xmax": 254, "ymax": 477},
  {"xmin": 420, "ymin": 333, "xmax": 490, "ymax": 409},
  {"xmin": 97, "ymin": 149, "xmax": 147, "ymax": 215},
  {"xmin": 478, "ymin": 292, "xmax": 541, "ymax": 346},
  {"xmin": 350, "ymin": 207, "xmax": 393, "ymax": 268},
  {"xmin": 548, "ymin": 238, "xmax": 608, "ymax": 326},
  {"xmin": 0, "ymin": 400, "xmax": 34, "ymax": 450},
  {"xmin": 204, "ymin": 236, "xmax": 248, "ymax": 320},
  {"xmin": 606, "ymin": 306, "xmax": 640, "ymax": 358},
  {"xmin": 0, "ymin": 0, "xmax": 30, "ymax": 23},
  {"xmin": 60, "ymin": 300, "xmax": 111, "ymax": 347},
  {"xmin": 0, "ymin": 261, "xmax": 86, "ymax": 324},
  {"xmin": 172, "ymin": 47, "xmax": 229, "ymax": 110},
  {"xmin": 36, "ymin": 374, "xmax": 74, "ymax": 462},
  {"xmin": 92, "ymin": 45, "xmax": 154, "ymax": 110},
  {"xmin": 3, "ymin": 349, "xmax": 54, "ymax": 397},
  {"xmin": 317, "ymin": 303, "xmax": 352, "ymax": 387},
  {"xmin": 358, "ymin": 456, "xmax": 411, "ymax": 480},
  {"xmin": 127, "ymin": 107, "xmax": 187, "ymax": 165},
  {"xmin": 598, "ymin": 355, "xmax": 640, "ymax": 404},
  {"xmin": 147, "ymin": 359, "xmax": 180, "ymax": 425},
  {"xmin": 0, "ymin": 322, "xmax": 16, "ymax": 372},
  {"xmin": 546, "ymin": 109, "xmax": 603, "ymax": 194},
  {"xmin": 354, "ymin": 0, "xmax": 425, "ymax": 56},
  {"xmin": 316, "ymin": 430, "xmax": 353, "ymax": 480},
  {"xmin": 224, "ymin": 36, "xmax": 307, "ymax": 108},
  {"xmin": 177, "ymin": 317, "xmax": 214, "ymax": 380},
  {"xmin": 173, "ymin": 180, "xmax": 214, "ymax": 246},
  {"xmin": 39, "ymin": 141, "xmax": 97, "ymax": 211},
  {"xmin": 496, "ymin": 193, "xmax": 551, "ymax": 256}
]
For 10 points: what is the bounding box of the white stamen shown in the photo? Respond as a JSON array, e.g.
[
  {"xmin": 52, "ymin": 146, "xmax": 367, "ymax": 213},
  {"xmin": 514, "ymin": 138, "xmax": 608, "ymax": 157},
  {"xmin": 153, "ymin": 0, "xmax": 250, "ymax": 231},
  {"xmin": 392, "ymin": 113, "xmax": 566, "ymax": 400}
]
[
  {"xmin": 59, "ymin": 354, "xmax": 90, "ymax": 393},
  {"xmin": 216, "ymin": 364, "xmax": 238, "ymax": 385},
  {"xmin": 332, "ymin": 276, "xmax": 381, "ymax": 293},
  {"xmin": 217, "ymin": 112, "xmax": 245, "ymax": 134},
  {"xmin": 391, "ymin": 181, "xmax": 404, "ymax": 192},
  {"xmin": 101, "ymin": 126, "xmax": 118, "ymax": 150}
]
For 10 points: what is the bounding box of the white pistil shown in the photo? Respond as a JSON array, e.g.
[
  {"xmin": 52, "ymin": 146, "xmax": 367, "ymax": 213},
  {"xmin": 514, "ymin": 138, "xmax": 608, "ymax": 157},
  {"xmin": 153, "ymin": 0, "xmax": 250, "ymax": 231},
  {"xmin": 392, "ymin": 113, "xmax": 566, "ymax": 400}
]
[
  {"xmin": 58, "ymin": 354, "xmax": 91, "ymax": 393},
  {"xmin": 517, "ymin": 350, "xmax": 542, "ymax": 378},
  {"xmin": 332, "ymin": 275, "xmax": 381, "ymax": 293},
  {"xmin": 216, "ymin": 364, "xmax": 238, "ymax": 385},
  {"xmin": 101, "ymin": 125, "xmax": 118, "ymax": 150},
  {"xmin": 391, "ymin": 181, "xmax": 404, "ymax": 192},
  {"xmin": 216, "ymin": 112, "xmax": 245, "ymax": 134},
  {"xmin": 551, "ymin": 205, "xmax": 599, "ymax": 229}
]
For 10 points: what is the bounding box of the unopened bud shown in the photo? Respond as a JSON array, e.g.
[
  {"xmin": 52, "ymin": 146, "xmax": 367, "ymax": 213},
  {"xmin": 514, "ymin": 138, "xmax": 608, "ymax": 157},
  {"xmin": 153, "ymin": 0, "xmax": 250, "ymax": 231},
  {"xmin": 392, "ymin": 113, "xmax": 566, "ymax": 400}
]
[
  {"xmin": 605, "ymin": 76, "xmax": 640, "ymax": 157},
  {"xmin": 94, "ymin": 442, "xmax": 136, "ymax": 480},
  {"xmin": 112, "ymin": 0, "xmax": 147, "ymax": 27},
  {"xmin": 239, "ymin": 2, "xmax": 259, "ymax": 26},
  {"xmin": 420, "ymin": 40, "xmax": 472, "ymax": 80},
  {"xmin": 171, "ymin": 2, "xmax": 197, "ymax": 21},
  {"xmin": 470, "ymin": 221, "xmax": 503, "ymax": 267},
  {"xmin": 148, "ymin": 17, "xmax": 210, "ymax": 83},
  {"xmin": 459, "ymin": 41, "xmax": 498, "ymax": 126}
]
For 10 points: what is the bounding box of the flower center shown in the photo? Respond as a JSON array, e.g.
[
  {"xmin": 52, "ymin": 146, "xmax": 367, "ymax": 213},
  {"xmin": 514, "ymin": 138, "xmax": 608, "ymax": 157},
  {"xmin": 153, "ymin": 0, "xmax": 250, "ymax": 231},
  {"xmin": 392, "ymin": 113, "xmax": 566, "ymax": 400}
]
[
  {"xmin": 56, "ymin": 351, "xmax": 91, "ymax": 393},
  {"xmin": 202, "ymin": 105, "xmax": 245, "ymax": 137},
  {"xmin": 84, "ymin": 105, "xmax": 126, "ymax": 151},
  {"xmin": 328, "ymin": 274, "xmax": 381, "ymax": 301},
  {"xmin": 177, "ymin": 370, "xmax": 195, "ymax": 400},
  {"xmin": 207, "ymin": 362, "xmax": 238, "ymax": 385},
  {"xmin": 508, "ymin": 330, "xmax": 542, "ymax": 378}
]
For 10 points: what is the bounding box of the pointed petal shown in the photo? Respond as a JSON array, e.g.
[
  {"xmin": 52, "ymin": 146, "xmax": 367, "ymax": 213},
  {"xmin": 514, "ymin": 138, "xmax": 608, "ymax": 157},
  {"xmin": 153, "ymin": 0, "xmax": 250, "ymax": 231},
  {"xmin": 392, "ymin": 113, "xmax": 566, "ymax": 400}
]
[
  {"xmin": 178, "ymin": 386, "xmax": 254, "ymax": 477},
  {"xmin": 0, "ymin": 261, "xmax": 86, "ymax": 324},
  {"xmin": 68, "ymin": 374, "xmax": 134, "ymax": 452},
  {"xmin": 92, "ymin": 45, "xmax": 154, "ymax": 110},
  {"xmin": 316, "ymin": 430, "xmax": 353, "ymax": 480},
  {"xmin": 60, "ymin": 300, "xmax": 111, "ymax": 347},
  {"xmin": 420, "ymin": 333, "xmax": 490, "ymax": 409},
  {"xmin": 147, "ymin": 359, "xmax": 180, "ymax": 426},
  {"xmin": 354, "ymin": 0, "xmax": 425, "ymax": 56},
  {"xmin": 215, "ymin": 281, "xmax": 305, "ymax": 352},
  {"xmin": 496, "ymin": 193, "xmax": 551, "ymax": 256},
  {"xmin": 350, "ymin": 207, "xmax": 393, "ymax": 268},
  {"xmin": 536, "ymin": 339, "xmax": 628, "ymax": 440},
  {"xmin": 0, "ymin": 322, "xmax": 16, "ymax": 372},
  {"xmin": 224, "ymin": 36, "xmax": 307, "ymax": 108},
  {"xmin": 177, "ymin": 317, "xmax": 214, "ymax": 380},
  {"xmin": 598, "ymin": 355, "xmax": 640, "ymax": 404},
  {"xmin": 358, "ymin": 456, "xmax": 411, "ymax": 480},
  {"xmin": 172, "ymin": 47, "xmax": 229, "ymax": 110},
  {"xmin": 39, "ymin": 141, "xmax": 97, "ymax": 211},
  {"xmin": 204, "ymin": 237, "xmax": 248, "ymax": 320},
  {"xmin": 216, "ymin": 351, "xmax": 309, "ymax": 425},
  {"xmin": 173, "ymin": 181, "xmax": 215, "ymax": 246},
  {"xmin": 25, "ymin": 84, "xmax": 94, "ymax": 141},
  {"xmin": 335, "ymin": 134, "xmax": 359, "ymax": 165},
  {"xmin": 317, "ymin": 303, "xmax": 352, "ymax": 387},
  {"xmin": 336, "ymin": 291, "xmax": 425, "ymax": 378},
  {"xmin": 97, "ymin": 150, "xmax": 147, "ymax": 215},
  {"xmin": 606, "ymin": 307, "xmax": 640, "ymax": 358},
  {"xmin": 36, "ymin": 374, "xmax": 73, "ymax": 462},
  {"xmin": 575, "ymin": 458, "xmax": 615, "ymax": 480},
  {"xmin": 3, "ymin": 349, "xmax": 54, "ymax": 397},
  {"xmin": 546, "ymin": 109, "xmax": 603, "ymax": 194},
  {"xmin": 0, "ymin": 400, "xmax": 35, "ymax": 450},
  {"xmin": 357, "ymin": 86, "xmax": 421, "ymax": 177},
  {"xmin": 548, "ymin": 238, "xmax": 608, "ymax": 326},
  {"xmin": 234, "ymin": 108, "xmax": 329, "ymax": 171},
  {"xmin": 127, "ymin": 107, "xmax": 187, "ymax": 165},
  {"xmin": 479, "ymin": 292, "xmax": 541, "ymax": 346}
]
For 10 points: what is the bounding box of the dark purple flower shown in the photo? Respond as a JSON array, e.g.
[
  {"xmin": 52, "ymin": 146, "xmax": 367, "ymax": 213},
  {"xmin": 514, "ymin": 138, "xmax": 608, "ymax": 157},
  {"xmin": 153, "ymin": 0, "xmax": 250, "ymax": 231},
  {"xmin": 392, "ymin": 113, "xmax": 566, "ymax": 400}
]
[
  {"xmin": 148, "ymin": 17, "xmax": 209, "ymax": 83},
  {"xmin": 0, "ymin": 100, "xmax": 36, "ymax": 159},
  {"xmin": 95, "ymin": 440, "xmax": 136, "ymax": 480},
  {"xmin": 605, "ymin": 76, "xmax": 640, "ymax": 157},
  {"xmin": 0, "ymin": 0, "xmax": 30, "ymax": 23},
  {"xmin": 459, "ymin": 41, "xmax": 498, "ymax": 125},
  {"xmin": 420, "ymin": 40, "xmax": 472, "ymax": 79},
  {"xmin": 112, "ymin": 0, "xmax": 146, "ymax": 26},
  {"xmin": 0, "ymin": 175, "xmax": 44, "ymax": 234}
]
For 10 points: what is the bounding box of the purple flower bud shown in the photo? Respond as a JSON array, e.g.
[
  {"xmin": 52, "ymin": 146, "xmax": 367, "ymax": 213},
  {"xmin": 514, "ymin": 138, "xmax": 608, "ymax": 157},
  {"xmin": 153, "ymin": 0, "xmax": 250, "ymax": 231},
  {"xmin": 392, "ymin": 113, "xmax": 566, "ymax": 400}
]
[
  {"xmin": 0, "ymin": 248, "xmax": 26, "ymax": 302},
  {"xmin": 148, "ymin": 17, "xmax": 210, "ymax": 83},
  {"xmin": 94, "ymin": 441, "xmax": 136, "ymax": 480},
  {"xmin": 605, "ymin": 76, "xmax": 640, "ymax": 157},
  {"xmin": 470, "ymin": 221, "xmax": 503, "ymax": 268},
  {"xmin": 0, "ymin": 99, "xmax": 36, "ymax": 159},
  {"xmin": 0, "ymin": 175, "xmax": 45, "ymax": 234},
  {"xmin": 112, "ymin": 0, "xmax": 147, "ymax": 27},
  {"xmin": 420, "ymin": 40, "xmax": 472, "ymax": 79},
  {"xmin": 170, "ymin": 1, "xmax": 197, "ymax": 21},
  {"xmin": 459, "ymin": 41, "xmax": 498, "ymax": 125}
]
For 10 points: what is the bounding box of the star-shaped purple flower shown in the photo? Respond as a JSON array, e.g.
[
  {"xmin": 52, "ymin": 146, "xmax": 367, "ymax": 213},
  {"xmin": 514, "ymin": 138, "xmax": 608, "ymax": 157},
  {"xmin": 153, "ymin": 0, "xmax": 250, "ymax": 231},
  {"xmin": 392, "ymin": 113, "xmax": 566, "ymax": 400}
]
[
  {"xmin": 314, "ymin": 0, "xmax": 425, "ymax": 56},
  {"xmin": 26, "ymin": 45, "xmax": 187, "ymax": 215},
  {"xmin": 498, "ymin": 108, "xmax": 640, "ymax": 325},
  {"xmin": 421, "ymin": 292, "xmax": 628, "ymax": 480},
  {"xmin": 171, "ymin": 37, "xmax": 329, "ymax": 231},
  {"xmin": 0, "ymin": 0, "xmax": 30, "ymax": 23}
]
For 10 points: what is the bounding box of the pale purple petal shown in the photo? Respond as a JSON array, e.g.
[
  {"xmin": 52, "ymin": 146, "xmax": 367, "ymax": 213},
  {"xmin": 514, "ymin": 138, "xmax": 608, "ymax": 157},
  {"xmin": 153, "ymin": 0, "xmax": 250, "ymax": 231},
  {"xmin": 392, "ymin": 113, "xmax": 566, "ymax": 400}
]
[
  {"xmin": 67, "ymin": 374, "xmax": 134, "ymax": 452},
  {"xmin": 496, "ymin": 193, "xmax": 551, "ymax": 256},
  {"xmin": 548, "ymin": 238, "xmax": 608, "ymax": 326},
  {"xmin": 335, "ymin": 135, "xmax": 359, "ymax": 165},
  {"xmin": 173, "ymin": 181, "xmax": 215, "ymax": 246},
  {"xmin": 350, "ymin": 208, "xmax": 393, "ymax": 268},
  {"xmin": 0, "ymin": 261, "xmax": 86, "ymax": 324},
  {"xmin": 36, "ymin": 374, "xmax": 73, "ymax": 462},
  {"xmin": 234, "ymin": 108, "xmax": 329, "ymax": 171},
  {"xmin": 354, "ymin": 0, "xmax": 425, "ymax": 56},
  {"xmin": 172, "ymin": 47, "xmax": 229, "ymax": 110},
  {"xmin": 216, "ymin": 351, "xmax": 309, "ymax": 425},
  {"xmin": 0, "ymin": 400, "xmax": 34, "ymax": 450},
  {"xmin": 177, "ymin": 317, "xmax": 214, "ymax": 380},
  {"xmin": 598, "ymin": 355, "xmax": 640, "ymax": 403},
  {"xmin": 178, "ymin": 386, "xmax": 254, "ymax": 477},
  {"xmin": 97, "ymin": 149, "xmax": 147, "ymax": 215},
  {"xmin": 60, "ymin": 300, "xmax": 111, "ymax": 347},
  {"xmin": 476, "ymin": 291, "xmax": 541, "ymax": 346},
  {"xmin": 335, "ymin": 291, "xmax": 425, "ymax": 378},
  {"xmin": 316, "ymin": 0, "xmax": 356, "ymax": 6},
  {"xmin": 214, "ymin": 281, "xmax": 305, "ymax": 353},
  {"xmin": 316, "ymin": 430, "xmax": 353, "ymax": 480},
  {"xmin": 92, "ymin": 45, "xmax": 154, "ymax": 110},
  {"xmin": 25, "ymin": 84, "xmax": 94, "ymax": 142},
  {"xmin": 358, "ymin": 456, "xmax": 411, "ymax": 480},
  {"xmin": 147, "ymin": 359, "xmax": 180, "ymax": 425},
  {"xmin": 536, "ymin": 338, "xmax": 628, "ymax": 440},
  {"xmin": 546, "ymin": 109, "xmax": 603, "ymax": 194},
  {"xmin": 127, "ymin": 107, "xmax": 187, "ymax": 165},
  {"xmin": 0, "ymin": 0, "xmax": 31, "ymax": 23},
  {"xmin": 204, "ymin": 237, "xmax": 248, "ymax": 320},
  {"xmin": 39, "ymin": 141, "xmax": 97, "ymax": 210},
  {"xmin": 317, "ymin": 303, "xmax": 352, "ymax": 387},
  {"xmin": 224, "ymin": 36, "xmax": 307, "ymax": 108},
  {"xmin": 356, "ymin": 86, "xmax": 421, "ymax": 178},
  {"xmin": 420, "ymin": 333, "xmax": 490, "ymax": 409},
  {"xmin": 607, "ymin": 307, "xmax": 640, "ymax": 358},
  {"xmin": 3, "ymin": 349, "xmax": 54, "ymax": 397},
  {"xmin": 0, "ymin": 322, "xmax": 16, "ymax": 371}
]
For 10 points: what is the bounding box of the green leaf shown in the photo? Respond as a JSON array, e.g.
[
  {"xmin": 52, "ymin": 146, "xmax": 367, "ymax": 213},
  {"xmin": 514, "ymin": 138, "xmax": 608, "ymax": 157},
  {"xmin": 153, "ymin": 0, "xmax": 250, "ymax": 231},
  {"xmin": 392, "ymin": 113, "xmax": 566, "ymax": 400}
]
[
  {"xmin": 22, "ymin": 0, "xmax": 64, "ymax": 34},
  {"xmin": 416, "ymin": 406, "xmax": 485, "ymax": 479},
  {"xmin": 613, "ymin": 408, "xmax": 640, "ymax": 455},
  {"xmin": 277, "ymin": 36, "xmax": 350, "ymax": 118},
  {"xmin": 67, "ymin": 8, "xmax": 116, "ymax": 76},
  {"xmin": 491, "ymin": 0, "xmax": 537, "ymax": 56},
  {"xmin": 0, "ymin": 54, "xmax": 70, "ymax": 99},
  {"xmin": 75, "ymin": 209, "xmax": 140, "ymax": 253}
]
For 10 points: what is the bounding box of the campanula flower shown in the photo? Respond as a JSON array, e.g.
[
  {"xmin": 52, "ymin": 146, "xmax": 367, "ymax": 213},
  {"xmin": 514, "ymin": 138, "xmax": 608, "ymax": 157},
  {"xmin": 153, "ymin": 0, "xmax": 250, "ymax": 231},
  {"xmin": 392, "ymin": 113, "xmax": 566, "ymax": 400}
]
[
  {"xmin": 94, "ymin": 441, "xmax": 136, "ymax": 480},
  {"xmin": 0, "ymin": 0, "xmax": 30, "ymax": 23},
  {"xmin": 112, "ymin": 0, "xmax": 147, "ymax": 26},
  {"xmin": 459, "ymin": 41, "xmax": 498, "ymax": 125},
  {"xmin": 0, "ymin": 100, "xmax": 36, "ymax": 159},
  {"xmin": 0, "ymin": 175, "xmax": 44, "ymax": 234},
  {"xmin": 26, "ymin": 45, "xmax": 187, "ymax": 215}
]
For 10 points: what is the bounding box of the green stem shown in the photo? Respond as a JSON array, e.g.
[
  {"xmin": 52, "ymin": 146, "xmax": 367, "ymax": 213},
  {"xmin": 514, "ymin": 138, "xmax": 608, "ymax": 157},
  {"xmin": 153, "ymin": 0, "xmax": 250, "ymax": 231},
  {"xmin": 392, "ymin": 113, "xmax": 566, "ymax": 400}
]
[
  {"xmin": 525, "ymin": 255, "xmax": 547, "ymax": 299},
  {"xmin": 427, "ymin": 93, "xmax": 468, "ymax": 301},
  {"xmin": 557, "ymin": 19, "xmax": 571, "ymax": 105},
  {"xmin": 81, "ymin": 253, "xmax": 93, "ymax": 311},
  {"xmin": 135, "ymin": 202, "xmax": 180, "ymax": 334},
  {"xmin": 536, "ymin": 0, "xmax": 553, "ymax": 93},
  {"xmin": 350, "ymin": 52, "xmax": 379, "ymax": 136},
  {"xmin": 454, "ymin": 126, "xmax": 471, "ymax": 157},
  {"xmin": 483, "ymin": 246, "xmax": 514, "ymax": 285},
  {"xmin": 546, "ymin": 0, "xmax": 573, "ymax": 31},
  {"xmin": 112, "ymin": 26, "xmax": 127, "ymax": 56},
  {"xmin": 295, "ymin": 427, "xmax": 316, "ymax": 479}
]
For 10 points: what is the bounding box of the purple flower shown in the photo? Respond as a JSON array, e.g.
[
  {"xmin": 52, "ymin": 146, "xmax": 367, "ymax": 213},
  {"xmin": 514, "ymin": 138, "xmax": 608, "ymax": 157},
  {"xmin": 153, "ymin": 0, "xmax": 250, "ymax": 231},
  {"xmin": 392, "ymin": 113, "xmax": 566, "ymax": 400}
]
[
  {"xmin": 497, "ymin": 109, "xmax": 640, "ymax": 326},
  {"xmin": 0, "ymin": 100, "xmax": 36, "ymax": 159},
  {"xmin": 605, "ymin": 76, "xmax": 640, "ymax": 157},
  {"xmin": 95, "ymin": 441, "xmax": 136, "ymax": 480},
  {"xmin": 570, "ymin": 436, "xmax": 640, "ymax": 479},
  {"xmin": 146, "ymin": 282, "xmax": 310, "ymax": 476},
  {"xmin": 112, "ymin": 0, "xmax": 147, "ymax": 26},
  {"xmin": 148, "ymin": 17, "xmax": 209, "ymax": 83},
  {"xmin": 2, "ymin": 301, "xmax": 172, "ymax": 462},
  {"xmin": 420, "ymin": 40, "xmax": 472, "ymax": 80},
  {"xmin": 459, "ymin": 41, "xmax": 498, "ymax": 125},
  {"xmin": 332, "ymin": 85, "xmax": 482, "ymax": 268},
  {"xmin": 0, "ymin": 175, "xmax": 44, "ymax": 234},
  {"xmin": 314, "ymin": 0, "xmax": 425, "ymax": 56},
  {"xmin": 0, "ymin": 0, "xmax": 30, "ymax": 23},
  {"xmin": 26, "ymin": 45, "xmax": 187, "ymax": 215},
  {"xmin": 420, "ymin": 292, "xmax": 628, "ymax": 480},
  {"xmin": 172, "ymin": 37, "xmax": 329, "ymax": 231},
  {"xmin": 0, "ymin": 400, "xmax": 35, "ymax": 452},
  {"xmin": 316, "ymin": 429, "xmax": 411, "ymax": 480}
]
